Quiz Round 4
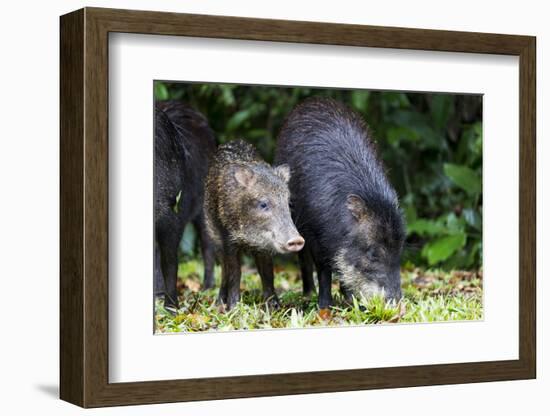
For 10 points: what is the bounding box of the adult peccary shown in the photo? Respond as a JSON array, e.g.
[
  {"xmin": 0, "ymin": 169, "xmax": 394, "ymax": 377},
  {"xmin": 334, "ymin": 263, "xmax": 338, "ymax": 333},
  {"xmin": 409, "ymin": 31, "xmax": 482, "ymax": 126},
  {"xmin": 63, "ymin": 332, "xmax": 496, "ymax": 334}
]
[
  {"xmin": 154, "ymin": 100, "xmax": 216, "ymax": 312},
  {"xmin": 204, "ymin": 139, "xmax": 304, "ymax": 310},
  {"xmin": 275, "ymin": 97, "xmax": 405, "ymax": 309}
]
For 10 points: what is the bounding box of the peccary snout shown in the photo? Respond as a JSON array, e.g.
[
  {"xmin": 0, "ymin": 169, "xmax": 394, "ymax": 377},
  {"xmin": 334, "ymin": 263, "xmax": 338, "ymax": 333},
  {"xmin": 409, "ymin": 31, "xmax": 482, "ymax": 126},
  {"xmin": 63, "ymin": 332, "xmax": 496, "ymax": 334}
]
[
  {"xmin": 269, "ymin": 205, "xmax": 305, "ymax": 254},
  {"xmin": 385, "ymin": 270, "xmax": 403, "ymax": 302},
  {"xmin": 284, "ymin": 235, "xmax": 305, "ymax": 252}
]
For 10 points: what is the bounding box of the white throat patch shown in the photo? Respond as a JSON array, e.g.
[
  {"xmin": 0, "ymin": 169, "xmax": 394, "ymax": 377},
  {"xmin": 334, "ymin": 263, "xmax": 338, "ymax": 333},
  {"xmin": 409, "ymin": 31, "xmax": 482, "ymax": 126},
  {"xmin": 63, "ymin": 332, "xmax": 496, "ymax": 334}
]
[{"xmin": 333, "ymin": 248, "xmax": 386, "ymax": 299}]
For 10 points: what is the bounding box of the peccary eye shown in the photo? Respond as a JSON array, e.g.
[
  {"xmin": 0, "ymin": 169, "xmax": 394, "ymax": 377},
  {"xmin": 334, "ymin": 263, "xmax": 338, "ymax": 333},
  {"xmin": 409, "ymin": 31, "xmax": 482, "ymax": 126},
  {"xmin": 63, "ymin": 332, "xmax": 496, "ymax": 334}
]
[
  {"xmin": 366, "ymin": 247, "xmax": 379, "ymax": 260},
  {"xmin": 258, "ymin": 200, "xmax": 269, "ymax": 210}
]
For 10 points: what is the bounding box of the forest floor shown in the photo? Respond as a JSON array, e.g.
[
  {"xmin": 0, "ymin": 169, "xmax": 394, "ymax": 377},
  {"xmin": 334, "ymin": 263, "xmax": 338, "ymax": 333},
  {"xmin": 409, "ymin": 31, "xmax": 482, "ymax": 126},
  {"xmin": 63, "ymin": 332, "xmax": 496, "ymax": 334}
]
[{"xmin": 154, "ymin": 259, "xmax": 483, "ymax": 333}]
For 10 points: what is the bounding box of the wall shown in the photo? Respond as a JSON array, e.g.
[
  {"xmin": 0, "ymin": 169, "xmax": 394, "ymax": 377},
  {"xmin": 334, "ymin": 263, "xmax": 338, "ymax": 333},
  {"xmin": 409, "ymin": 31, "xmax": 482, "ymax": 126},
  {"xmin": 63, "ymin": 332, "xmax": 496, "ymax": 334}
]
[{"xmin": 0, "ymin": 0, "xmax": 546, "ymax": 414}]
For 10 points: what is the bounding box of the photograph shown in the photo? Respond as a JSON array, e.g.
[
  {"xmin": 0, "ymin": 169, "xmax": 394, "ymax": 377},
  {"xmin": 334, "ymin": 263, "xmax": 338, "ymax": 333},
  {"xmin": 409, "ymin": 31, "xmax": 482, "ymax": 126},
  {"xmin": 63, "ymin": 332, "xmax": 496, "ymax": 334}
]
[{"xmin": 153, "ymin": 82, "xmax": 483, "ymax": 333}]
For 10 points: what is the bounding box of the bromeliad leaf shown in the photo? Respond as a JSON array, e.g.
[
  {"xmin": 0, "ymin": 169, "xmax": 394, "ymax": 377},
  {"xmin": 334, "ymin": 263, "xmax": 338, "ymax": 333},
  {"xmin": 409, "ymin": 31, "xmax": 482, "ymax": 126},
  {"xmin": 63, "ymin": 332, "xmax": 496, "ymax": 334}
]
[
  {"xmin": 421, "ymin": 232, "xmax": 467, "ymax": 265},
  {"xmin": 154, "ymin": 82, "xmax": 169, "ymax": 100},
  {"xmin": 407, "ymin": 219, "xmax": 446, "ymax": 236},
  {"xmin": 226, "ymin": 103, "xmax": 266, "ymax": 132},
  {"xmin": 443, "ymin": 163, "xmax": 481, "ymax": 195},
  {"xmin": 430, "ymin": 95, "xmax": 454, "ymax": 130},
  {"xmin": 386, "ymin": 126, "xmax": 420, "ymax": 147},
  {"xmin": 172, "ymin": 190, "xmax": 182, "ymax": 214},
  {"xmin": 227, "ymin": 109, "xmax": 252, "ymax": 131},
  {"xmin": 462, "ymin": 208, "xmax": 482, "ymax": 231},
  {"xmin": 445, "ymin": 212, "xmax": 466, "ymax": 233},
  {"xmin": 351, "ymin": 90, "xmax": 370, "ymax": 113},
  {"xmin": 219, "ymin": 84, "xmax": 236, "ymax": 106}
]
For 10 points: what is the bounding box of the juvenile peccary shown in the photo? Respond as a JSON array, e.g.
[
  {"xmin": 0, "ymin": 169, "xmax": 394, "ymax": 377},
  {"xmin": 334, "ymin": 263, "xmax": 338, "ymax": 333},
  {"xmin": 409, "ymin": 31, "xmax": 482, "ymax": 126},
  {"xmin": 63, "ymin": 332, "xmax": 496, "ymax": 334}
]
[
  {"xmin": 275, "ymin": 97, "xmax": 405, "ymax": 309},
  {"xmin": 154, "ymin": 101, "xmax": 216, "ymax": 312},
  {"xmin": 204, "ymin": 139, "xmax": 304, "ymax": 310}
]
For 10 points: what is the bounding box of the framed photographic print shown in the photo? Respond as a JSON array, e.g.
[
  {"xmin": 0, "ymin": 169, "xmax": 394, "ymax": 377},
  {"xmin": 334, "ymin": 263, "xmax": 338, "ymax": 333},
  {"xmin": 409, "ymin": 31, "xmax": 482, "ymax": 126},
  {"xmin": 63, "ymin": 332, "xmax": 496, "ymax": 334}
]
[{"xmin": 60, "ymin": 7, "xmax": 536, "ymax": 408}]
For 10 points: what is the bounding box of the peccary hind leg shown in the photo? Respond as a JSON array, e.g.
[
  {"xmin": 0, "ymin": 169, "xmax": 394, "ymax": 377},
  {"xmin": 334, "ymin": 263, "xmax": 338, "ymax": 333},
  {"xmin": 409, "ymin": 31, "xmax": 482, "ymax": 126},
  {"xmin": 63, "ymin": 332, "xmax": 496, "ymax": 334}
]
[
  {"xmin": 154, "ymin": 244, "xmax": 166, "ymax": 297},
  {"xmin": 157, "ymin": 233, "xmax": 180, "ymax": 313},
  {"xmin": 254, "ymin": 254, "xmax": 280, "ymax": 308},
  {"xmin": 316, "ymin": 263, "xmax": 333, "ymax": 309},
  {"xmin": 219, "ymin": 247, "xmax": 241, "ymax": 310},
  {"xmin": 299, "ymin": 247, "xmax": 315, "ymax": 297},
  {"xmin": 194, "ymin": 215, "xmax": 215, "ymax": 289}
]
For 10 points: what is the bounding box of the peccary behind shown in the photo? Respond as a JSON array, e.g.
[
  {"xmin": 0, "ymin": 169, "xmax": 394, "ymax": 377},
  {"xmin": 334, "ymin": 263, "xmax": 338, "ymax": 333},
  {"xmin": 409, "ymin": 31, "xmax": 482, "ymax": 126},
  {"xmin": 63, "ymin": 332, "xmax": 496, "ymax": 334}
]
[
  {"xmin": 154, "ymin": 101, "xmax": 216, "ymax": 312},
  {"xmin": 275, "ymin": 97, "xmax": 405, "ymax": 309},
  {"xmin": 204, "ymin": 139, "xmax": 304, "ymax": 310}
]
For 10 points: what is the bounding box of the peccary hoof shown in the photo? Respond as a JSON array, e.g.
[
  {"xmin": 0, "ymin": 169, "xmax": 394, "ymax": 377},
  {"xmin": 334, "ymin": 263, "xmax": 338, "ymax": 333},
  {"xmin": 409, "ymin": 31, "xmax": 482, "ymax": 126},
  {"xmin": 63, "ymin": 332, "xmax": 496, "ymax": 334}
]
[
  {"xmin": 318, "ymin": 308, "xmax": 332, "ymax": 321},
  {"xmin": 302, "ymin": 288, "xmax": 314, "ymax": 300},
  {"xmin": 340, "ymin": 287, "xmax": 354, "ymax": 304},
  {"xmin": 163, "ymin": 295, "xmax": 180, "ymax": 315},
  {"xmin": 340, "ymin": 295, "xmax": 354, "ymax": 307},
  {"xmin": 164, "ymin": 303, "xmax": 179, "ymax": 316},
  {"xmin": 216, "ymin": 295, "xmax": 239, "ymax": 312},
  {"xmin": 216, "ymin": 296, "xmax": 227, "ymax": 310},
  {"xmin": 264, "ymin": 295, "xmax": 281, "ymax": 310}
]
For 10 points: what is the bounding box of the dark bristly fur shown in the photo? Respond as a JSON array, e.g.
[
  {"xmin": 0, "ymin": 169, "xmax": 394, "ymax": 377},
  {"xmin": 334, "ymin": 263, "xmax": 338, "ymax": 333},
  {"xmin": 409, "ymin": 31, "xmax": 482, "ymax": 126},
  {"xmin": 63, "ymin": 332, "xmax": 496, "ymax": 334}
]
[
  {"xmin": 154, "ymin": 101, "xmax": 216, "ymax": 312},
  {"xmin": 276, "ymin": 97, "xmax": 405, "ymax": 308},
  {"xmin": 204, "ymin": 140, "xmax": 303, "ymax": 310}
]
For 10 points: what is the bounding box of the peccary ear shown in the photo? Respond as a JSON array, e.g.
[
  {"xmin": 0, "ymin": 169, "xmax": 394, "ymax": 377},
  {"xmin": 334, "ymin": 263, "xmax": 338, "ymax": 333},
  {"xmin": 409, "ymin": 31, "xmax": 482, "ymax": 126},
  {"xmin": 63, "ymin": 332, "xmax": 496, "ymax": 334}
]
[
  {"xmin": 274, "ymin": 164, "xmax": 291, "ymax": 183},
  {"xmin": 346, "ymin": 194, "xmax": 368, "ymax": 221},
  {"xmin": 234, "ymin": 166, "xmax": 257, "ymax": 189}
]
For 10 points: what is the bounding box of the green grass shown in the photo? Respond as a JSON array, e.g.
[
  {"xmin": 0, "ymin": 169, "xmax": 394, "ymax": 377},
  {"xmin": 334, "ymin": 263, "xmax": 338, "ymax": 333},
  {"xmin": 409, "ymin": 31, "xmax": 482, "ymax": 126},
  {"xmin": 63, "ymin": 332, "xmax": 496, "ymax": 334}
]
[{"xmin": 154, "ymin": 260, "xmax": 483, "ymax": 333}]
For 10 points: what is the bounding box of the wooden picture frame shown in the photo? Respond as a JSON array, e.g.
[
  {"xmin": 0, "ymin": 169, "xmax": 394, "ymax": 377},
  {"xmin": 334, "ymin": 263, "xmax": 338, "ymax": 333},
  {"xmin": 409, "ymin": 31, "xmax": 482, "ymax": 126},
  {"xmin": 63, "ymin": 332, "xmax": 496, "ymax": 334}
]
[{"xmin": 60, "ymin": 7, "xmax": 536, "ymax": 408}]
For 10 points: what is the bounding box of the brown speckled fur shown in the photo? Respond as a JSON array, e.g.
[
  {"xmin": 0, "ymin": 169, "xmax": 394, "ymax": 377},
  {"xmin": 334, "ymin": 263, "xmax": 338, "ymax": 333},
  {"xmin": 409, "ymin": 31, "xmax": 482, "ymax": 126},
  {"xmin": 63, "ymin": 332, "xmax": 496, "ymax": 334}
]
[{"xmin": 204, "ymin": 139, "xmax": 302, "ymax": 309}]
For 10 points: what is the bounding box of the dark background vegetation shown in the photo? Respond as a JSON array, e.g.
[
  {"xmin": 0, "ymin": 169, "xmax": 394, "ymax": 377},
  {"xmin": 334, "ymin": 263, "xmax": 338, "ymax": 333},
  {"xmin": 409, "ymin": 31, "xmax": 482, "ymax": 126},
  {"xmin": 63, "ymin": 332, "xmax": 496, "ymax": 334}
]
[{"xmin": 155, "ymin": 82, "xmax": 482, "ymax": 271}]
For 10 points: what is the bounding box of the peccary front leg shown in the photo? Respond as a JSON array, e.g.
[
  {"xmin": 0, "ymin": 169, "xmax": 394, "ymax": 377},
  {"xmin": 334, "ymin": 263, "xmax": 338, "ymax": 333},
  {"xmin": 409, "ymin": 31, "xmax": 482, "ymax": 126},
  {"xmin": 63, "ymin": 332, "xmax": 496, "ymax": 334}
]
[
  {"xmin": 157, "ymin": 233, "xmax": 180, "ymax": 313},
  {"xmin": 153, "ymin": 244, "xmax": 166, "ymax": 297},
  {"xmin": 299, "ymin": 247, "xmax": 315, "ymax": 297},
  {"xmin": 340, "ymin": 284, "xmax": 353, "ymax": 303},
  {"xmin": 219, "ymin": 247, "xmax": 241, "ymax": 310},
  {"xmin": 316, "ymin": 263, "xmax": 333, "ymax": 309},
  {"xmin": 254, "ymin": 253, "xmax": 280, "ymax": 308},
  {"xmin": 194, "ymin": 215, "xmax": 215, "ymax": 290}
]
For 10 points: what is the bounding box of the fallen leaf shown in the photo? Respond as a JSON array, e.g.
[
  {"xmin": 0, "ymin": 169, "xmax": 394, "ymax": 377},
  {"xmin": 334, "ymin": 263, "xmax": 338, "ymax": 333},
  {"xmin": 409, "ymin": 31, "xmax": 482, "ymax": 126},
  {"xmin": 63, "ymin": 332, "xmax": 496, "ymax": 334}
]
[
  {"xmin": 279, "ymin": 279, "xmax": 290, "ymax": 291},
  {"xmin": 413, "ymin": 275, "xmax": 436, "ymax": 288},
  {"xmin": 318, "ymin": 308, "xmax": 332, "ymax": 321},
  {"xmin": 184, "ymin": 278, "xmax": 201, "ymax": 293},
  {"xmin": 388, "ymin": 302, "xmax": 407, "ymax": 323},
  {"xmin": 187, "ymin": 313, "xmax": 210, "ymax": 327}
]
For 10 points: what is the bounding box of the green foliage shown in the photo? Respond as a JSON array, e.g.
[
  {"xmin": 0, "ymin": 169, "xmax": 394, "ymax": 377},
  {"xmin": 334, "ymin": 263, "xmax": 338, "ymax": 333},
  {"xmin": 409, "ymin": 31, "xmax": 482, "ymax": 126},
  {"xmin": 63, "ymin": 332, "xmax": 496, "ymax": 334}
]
[
  {"xmin": 444, "ymin": 163, "xmax": 481, "ymax": 195},
  {"xmin": 422, "ymin": 233, "xmax": 466, "ymax": 266},
  {"xmin": 155, "ymin": 82, "xmax": 482, "ymax": 270},
  {"xmin": 154, "ymin": 82, "xmax": 169, "ymax": 100}
]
